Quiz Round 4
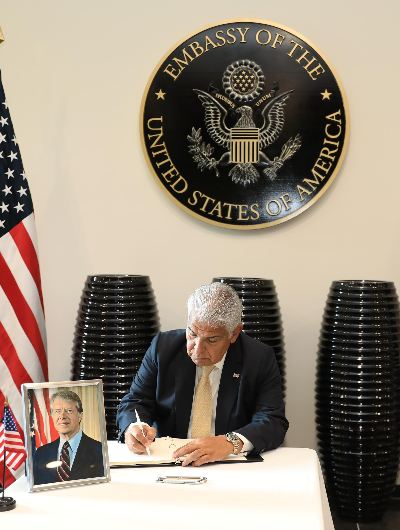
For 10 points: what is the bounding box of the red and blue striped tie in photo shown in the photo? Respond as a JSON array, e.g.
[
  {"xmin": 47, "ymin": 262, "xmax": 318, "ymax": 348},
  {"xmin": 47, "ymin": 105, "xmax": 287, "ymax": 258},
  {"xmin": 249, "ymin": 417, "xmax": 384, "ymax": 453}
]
[{"xmin": 58, "ymin": 441, "xmax": 71, "ymax": 481}]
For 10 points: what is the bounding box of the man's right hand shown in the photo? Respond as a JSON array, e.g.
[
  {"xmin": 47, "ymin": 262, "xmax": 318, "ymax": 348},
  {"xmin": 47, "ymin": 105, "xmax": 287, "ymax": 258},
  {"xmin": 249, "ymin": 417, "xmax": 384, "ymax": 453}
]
[{"xmin": 124, "ymin": 423, "xmax": 156, "ymax": 454}]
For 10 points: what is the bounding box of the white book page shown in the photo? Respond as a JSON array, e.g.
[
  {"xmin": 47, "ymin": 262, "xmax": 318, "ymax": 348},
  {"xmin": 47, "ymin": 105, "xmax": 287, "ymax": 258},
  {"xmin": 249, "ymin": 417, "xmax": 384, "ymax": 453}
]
[{"xmin": 108, "ymin": 437, "xmax": 192, "ymax": 465}]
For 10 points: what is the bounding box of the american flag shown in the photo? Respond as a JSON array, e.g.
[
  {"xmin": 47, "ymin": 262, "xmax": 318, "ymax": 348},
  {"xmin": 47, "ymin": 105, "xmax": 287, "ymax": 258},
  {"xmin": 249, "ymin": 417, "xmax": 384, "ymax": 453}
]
[
  {"xmin": 0, "ymin": 404, "xmax": 27, "ymax": 472},
  {"xmin": 0, "ymin": 70, "xmax": 48, "ymax": 489}
]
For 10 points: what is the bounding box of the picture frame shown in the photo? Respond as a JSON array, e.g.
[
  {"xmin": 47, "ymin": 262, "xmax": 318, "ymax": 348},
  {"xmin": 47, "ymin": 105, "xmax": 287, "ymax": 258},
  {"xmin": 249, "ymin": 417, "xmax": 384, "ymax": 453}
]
[{"xmin": 21, "ymin": 379, "xmax": 111, "ymax": 492}]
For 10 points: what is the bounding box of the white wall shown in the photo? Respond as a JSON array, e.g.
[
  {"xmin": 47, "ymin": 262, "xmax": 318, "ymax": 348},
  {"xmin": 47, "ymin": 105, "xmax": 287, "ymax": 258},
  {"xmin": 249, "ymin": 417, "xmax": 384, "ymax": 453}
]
[{"xmin": 1, "ymin": 1, "xmax": 400, "ymax": 473}]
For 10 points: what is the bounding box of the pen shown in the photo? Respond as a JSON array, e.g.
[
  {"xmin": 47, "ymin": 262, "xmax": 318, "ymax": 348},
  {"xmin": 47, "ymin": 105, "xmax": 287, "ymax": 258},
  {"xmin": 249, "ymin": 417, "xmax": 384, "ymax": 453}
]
[{"xmin": 135, "ymin": 409, "xmax": 151, "ymax": 456}]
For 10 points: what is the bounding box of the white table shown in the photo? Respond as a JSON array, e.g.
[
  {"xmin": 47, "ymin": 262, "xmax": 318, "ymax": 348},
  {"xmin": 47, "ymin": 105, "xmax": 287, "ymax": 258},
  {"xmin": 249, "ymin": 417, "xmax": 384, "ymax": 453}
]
[{"xmin": 2, "ymin": 447, "xmax": 334, "ymax": 530}]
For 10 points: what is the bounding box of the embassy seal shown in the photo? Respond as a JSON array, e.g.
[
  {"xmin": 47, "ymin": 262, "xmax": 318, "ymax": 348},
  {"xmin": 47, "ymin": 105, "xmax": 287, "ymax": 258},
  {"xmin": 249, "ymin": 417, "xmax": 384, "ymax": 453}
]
[{"xmin": 140, "ymin": 19, "xmax": 349, "ymax": 230}]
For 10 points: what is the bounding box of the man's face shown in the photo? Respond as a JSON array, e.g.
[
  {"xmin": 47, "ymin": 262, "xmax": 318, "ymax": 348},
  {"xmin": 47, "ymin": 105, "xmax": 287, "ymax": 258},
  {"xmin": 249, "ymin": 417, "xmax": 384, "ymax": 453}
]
[
  {"xmin": 186, "ymin": 314, "xmax": 243, "ymax": 366},
  {"xmin": 51, "ymin": 398, "xmax": 82, "ymax": 440}
]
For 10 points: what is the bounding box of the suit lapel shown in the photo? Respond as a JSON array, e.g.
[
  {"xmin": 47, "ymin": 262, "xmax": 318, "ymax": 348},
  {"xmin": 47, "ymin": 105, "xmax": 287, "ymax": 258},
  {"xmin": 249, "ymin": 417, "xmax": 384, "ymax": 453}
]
[
  {"xmin": 174, "ymin": 345, "xmax": 196, "ymax": 438},
  {"xmin": 50, "ymin": 439, "xmax": 61, "ymax": 483},
  {"xmin": 215, "ymin": 337, "xmax": 243, "ymax": 435},
  {"xmin": 69, "ymin": 432, "xmax": 87, "ymax": 480}
]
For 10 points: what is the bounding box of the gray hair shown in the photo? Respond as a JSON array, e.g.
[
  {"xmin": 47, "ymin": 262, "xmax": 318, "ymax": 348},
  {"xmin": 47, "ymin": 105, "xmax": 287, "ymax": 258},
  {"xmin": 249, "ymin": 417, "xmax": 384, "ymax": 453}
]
[
  {"xmin": 187, "ymin": 282, "xmax": 243, "ymax": 336},
  {"xmin": 50, "ymin": 390, "xmax": 83, "ymax": 414}
]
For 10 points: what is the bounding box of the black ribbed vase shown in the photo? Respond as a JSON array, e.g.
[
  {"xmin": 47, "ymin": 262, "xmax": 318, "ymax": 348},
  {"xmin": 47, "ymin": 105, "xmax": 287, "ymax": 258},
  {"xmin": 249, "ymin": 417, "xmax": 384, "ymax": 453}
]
[
  {"xmin": 71, "ymin": 275, "xmax": 160, "ymax": 440},
  {"xmin": 212, "ymin": 277, "xmax": 286, "ymax": 397},
  {"xmin": 315, "ymin": 280, "xmax": 400, "ymax": 522}
]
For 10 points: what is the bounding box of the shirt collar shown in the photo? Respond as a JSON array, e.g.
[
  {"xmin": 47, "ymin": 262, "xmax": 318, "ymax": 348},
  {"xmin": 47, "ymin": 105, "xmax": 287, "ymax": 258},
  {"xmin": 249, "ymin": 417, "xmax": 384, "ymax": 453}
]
[
  {"xmin": 214, "ymin": 351, "xmax": 227, "ymax": 371},
  {"xmin": 59, "ymin": 429, "xmax": 83, "ymax": 453},
  {"xmin": 196, "ymin": 351, "xmax": 227, "ymax": 373}
]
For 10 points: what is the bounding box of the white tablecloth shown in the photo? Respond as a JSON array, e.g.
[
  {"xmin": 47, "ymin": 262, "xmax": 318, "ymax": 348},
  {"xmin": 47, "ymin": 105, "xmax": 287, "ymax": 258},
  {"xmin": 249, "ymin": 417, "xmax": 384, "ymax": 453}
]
[{"xmin": 3, "ymin": 447, "xmax": 334, "ymax": 530}]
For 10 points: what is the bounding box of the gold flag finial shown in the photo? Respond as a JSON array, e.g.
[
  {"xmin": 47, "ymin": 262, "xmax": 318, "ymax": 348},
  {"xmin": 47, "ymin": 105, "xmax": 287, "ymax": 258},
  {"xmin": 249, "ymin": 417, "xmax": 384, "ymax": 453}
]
[
  {"xmin": 0, "ymin": 27, "xmax": 4, "ymax": 44},
  {"xmin": 4, "ymin": 395, "xmax": 8, "ymax": 407}
]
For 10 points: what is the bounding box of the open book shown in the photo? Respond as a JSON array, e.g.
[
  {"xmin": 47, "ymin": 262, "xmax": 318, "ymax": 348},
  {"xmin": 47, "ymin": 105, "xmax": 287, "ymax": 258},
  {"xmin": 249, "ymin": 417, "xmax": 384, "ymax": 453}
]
[{"xmin": 108, "ymin": 437, "xmax": 260, "ymax": 467}]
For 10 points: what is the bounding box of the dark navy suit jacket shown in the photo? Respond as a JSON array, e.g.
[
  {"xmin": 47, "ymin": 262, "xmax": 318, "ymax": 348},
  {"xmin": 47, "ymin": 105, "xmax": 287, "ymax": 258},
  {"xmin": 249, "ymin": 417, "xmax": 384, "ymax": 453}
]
[
  {"xmin": 117, "ymin": 330, "xmax": 288, "ymax": 454},
  {"xmin": 33, "ymin": 432, "xmax": 104, "ymax": 485}
]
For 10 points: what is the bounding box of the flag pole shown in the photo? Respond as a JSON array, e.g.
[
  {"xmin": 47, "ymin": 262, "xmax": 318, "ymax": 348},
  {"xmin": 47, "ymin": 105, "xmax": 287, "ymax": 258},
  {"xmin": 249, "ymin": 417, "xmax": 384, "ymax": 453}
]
[
  {"xmin": 0, "ymin": 397, "xmax": 16, "ymax": 511},
  {"xmin": 1, "ymin": 397, "xmax": 6, "ymax": 498},
  {"xmin": 1, "ymin": 396, "xmax": 8, "ymax": 498},
  {"xmin": 1, "ymin": 446, "xmax": 5, "ymax": 500}
]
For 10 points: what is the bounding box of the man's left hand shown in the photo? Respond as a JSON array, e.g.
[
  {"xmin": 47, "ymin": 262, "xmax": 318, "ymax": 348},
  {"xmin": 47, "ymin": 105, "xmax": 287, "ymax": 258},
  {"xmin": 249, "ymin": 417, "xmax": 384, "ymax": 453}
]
[{"xmin": 171, "ymin": 435, "xmax": 243, "ymax": 467}]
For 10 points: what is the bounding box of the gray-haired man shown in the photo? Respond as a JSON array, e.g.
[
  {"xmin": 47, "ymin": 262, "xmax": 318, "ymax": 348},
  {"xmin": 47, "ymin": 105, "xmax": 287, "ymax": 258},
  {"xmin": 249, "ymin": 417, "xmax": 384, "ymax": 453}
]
[
  {"xmin": 117, "ymin": 283, "xmax": 288, "ymax": 466},
  {"xmin": 33, "ymin": 390, "xmax": 104, "ymax": 484}
]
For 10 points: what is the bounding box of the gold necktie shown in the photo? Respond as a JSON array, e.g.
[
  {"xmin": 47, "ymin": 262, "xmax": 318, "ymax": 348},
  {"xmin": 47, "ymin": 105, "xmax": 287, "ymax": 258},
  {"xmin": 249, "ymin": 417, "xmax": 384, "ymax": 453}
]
[{"xmin": 191, "ymin": 365, "xmax": 215, "ymax": 438}]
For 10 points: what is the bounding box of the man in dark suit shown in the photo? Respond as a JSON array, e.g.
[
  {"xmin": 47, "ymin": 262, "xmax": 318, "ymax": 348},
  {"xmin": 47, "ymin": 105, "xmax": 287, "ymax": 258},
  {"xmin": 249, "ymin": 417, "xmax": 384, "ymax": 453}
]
[
  {"xmin": 33, "ymin": 390, "xmax": 104, "ymax": 485},
  {"xmin": 117, "ymin": 282, "xmax": 288, "ymax": 467}
]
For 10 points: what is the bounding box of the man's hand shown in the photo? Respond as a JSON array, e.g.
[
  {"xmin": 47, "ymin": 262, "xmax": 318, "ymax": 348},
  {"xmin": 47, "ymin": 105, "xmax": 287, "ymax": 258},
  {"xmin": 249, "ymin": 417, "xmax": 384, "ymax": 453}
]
[
  {"xmin": 124, "ymin": 423, "xmax": 156, "ymax": 454},
  {"xmin": 171, "ymin": 435, "xmax": 243, "ymax": 467}
]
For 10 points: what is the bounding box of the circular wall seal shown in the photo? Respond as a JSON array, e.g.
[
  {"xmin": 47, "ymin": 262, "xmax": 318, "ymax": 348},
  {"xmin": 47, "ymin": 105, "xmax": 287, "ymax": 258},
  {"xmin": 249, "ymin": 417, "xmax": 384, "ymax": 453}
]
[{"xmin": 140, "ymin": 19, "xmax": 349, "ymax": 230}]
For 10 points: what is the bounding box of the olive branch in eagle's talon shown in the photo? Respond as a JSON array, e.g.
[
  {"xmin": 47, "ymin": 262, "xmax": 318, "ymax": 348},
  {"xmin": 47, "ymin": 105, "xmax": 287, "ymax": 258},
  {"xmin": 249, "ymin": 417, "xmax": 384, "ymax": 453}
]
[{"xmin": 187, "ymin": 127, "xmax": 220, "ymax": 177}]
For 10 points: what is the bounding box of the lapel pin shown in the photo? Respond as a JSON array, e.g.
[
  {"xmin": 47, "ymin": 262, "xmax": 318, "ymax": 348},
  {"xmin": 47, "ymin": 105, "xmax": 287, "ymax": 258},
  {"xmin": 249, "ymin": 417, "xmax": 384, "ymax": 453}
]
[{"xmin": 233, "ymin": 373, "xmax": 240, "ymax": 378}]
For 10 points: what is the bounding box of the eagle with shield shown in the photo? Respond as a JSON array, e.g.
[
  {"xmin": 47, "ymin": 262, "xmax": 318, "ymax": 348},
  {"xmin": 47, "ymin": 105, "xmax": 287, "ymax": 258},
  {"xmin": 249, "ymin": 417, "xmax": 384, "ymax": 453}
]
[{"xmin": 188, "ymin": 61, "xmax": 301, "ymax": 186}]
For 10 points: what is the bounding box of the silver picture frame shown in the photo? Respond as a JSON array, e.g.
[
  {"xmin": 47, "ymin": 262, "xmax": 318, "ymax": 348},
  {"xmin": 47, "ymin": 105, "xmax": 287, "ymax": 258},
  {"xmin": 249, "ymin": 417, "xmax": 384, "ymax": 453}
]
[{"xmin": 21, "ymin": 379, "xmax": 111, "ymax": 492}]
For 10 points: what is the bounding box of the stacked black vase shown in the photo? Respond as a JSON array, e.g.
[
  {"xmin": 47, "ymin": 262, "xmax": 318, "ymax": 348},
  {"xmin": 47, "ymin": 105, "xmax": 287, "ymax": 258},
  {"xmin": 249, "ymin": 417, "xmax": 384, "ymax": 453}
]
[
  {"xmin": 71, "ymin": 275, "xmax": 160, "ymax": 440},
  {"xmin": 212, "ymin": 277, "xmax": 286, "ymax": 397},
  {"xmin": 315, "ymin": 280, "xmax": 400, "ymax": 522}
]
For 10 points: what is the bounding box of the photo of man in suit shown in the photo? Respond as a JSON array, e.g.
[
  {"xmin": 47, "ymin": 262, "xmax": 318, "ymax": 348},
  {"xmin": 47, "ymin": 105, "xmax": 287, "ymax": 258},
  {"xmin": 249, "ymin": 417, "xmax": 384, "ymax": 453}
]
[
  {"xmin": 33, "ymin": 390, "xmax": 104, "ymax": 485},
  {"xmin": 117, "ymin": 282, "xmax": 288, "ymax": 467}
]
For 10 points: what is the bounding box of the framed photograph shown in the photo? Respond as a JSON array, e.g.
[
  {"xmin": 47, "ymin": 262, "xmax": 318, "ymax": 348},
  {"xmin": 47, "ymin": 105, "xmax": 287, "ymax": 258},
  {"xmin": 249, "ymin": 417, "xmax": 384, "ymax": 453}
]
[{"xmin": 22, "ymin": 379, "xmax": 111, "ymax": 492}]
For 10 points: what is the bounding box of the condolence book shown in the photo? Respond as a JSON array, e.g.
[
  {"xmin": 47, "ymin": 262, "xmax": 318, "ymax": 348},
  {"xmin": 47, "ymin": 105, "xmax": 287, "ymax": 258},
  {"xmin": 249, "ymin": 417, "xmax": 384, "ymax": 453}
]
[{"xmin": 108, "ymin": 437, "xmax": 263, "ymax": 467}]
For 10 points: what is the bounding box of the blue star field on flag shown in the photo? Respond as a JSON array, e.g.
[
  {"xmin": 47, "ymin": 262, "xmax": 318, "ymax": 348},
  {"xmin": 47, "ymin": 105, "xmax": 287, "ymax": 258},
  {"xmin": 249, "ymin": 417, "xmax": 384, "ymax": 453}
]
[{"xmin": 0, "ymin": 71, "xmax": 34, "ymax": 239}]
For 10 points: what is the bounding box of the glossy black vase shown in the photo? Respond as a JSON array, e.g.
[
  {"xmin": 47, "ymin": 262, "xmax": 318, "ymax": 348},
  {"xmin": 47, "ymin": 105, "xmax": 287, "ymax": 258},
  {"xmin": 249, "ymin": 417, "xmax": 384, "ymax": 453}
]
[
  {"xmin": 315, "ymin": 280, "xmax": 400, "ymax": 522},
  {"xmin": 212, "ymin": 277, "xmax": 286, "ymax": 397},
  {"xmin": 71, "ymin": 275, "xmax": 160, "ymax": 440}
]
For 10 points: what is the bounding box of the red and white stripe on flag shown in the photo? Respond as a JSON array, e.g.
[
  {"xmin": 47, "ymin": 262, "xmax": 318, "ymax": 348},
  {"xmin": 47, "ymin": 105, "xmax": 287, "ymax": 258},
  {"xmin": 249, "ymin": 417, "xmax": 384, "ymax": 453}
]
[
  {"xmin": 32, "ymin": 387, "xmax": 59, "ymax": 448},
  {"xmin": 0, "ymin": 214, "xmax": 48, "ymax": 487}
]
